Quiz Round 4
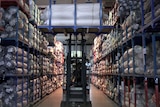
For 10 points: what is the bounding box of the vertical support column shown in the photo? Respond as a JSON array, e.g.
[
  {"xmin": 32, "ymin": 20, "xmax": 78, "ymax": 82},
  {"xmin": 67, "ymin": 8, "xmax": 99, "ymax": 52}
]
[
  {"xmin": 131, "ymin": 27, "xmax": 136, "ymax": 107},
  {"xmin": 144, "ymin": 77, "xmax": 148, "ymax": 107},
  {"xmin": 152, "ymin": 35, "xmax": 157, "ymax": 78},
  {"xmin": 66, "ymin": 34, "xmax": 72, "ymax": 104},
  {"xmin": 123, "ymin": 77, "xmax": 126, "ymax": 107},
  {"xmin": 140, "ymin": 0, "xmax": 144, "ymax": 27},
  {"xmin": 128, "ymin": 78, "xmax": 130, "ymax": 107},
  {"xmin": 99, "ymin": 0, "xmax": 103, "ymax": 28},
  {"xmin": 152, "ymin": 35, "xmax": 159, "ymax": 107},
  {"xmin": 150, "ymin": 0, "xmax": 155, "ymax": 25},
  {"xmin": 133, "ymin": 78, "xmax": 136, "ymax": 107},
  {"xmin": 142, "ymin": 32, "xmax": 148, "ymax": 107},
  {"xmin": 49, "ymin": 0, "xmax": 53, "ymax": 30},
  {"xmin": 155, "ymin": 78, "xmax": 159, "ymax": 107},
  {"xmin": 82, "ymin": 34, "xmax": 86, "ymax": 104},
  {"xmin": 74, "ymin": 0, "xmax": 77, "ymax": 32}
]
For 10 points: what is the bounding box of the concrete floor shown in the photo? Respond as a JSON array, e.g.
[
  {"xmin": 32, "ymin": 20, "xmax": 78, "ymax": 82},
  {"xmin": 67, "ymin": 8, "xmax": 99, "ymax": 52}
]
[{"xmin": 34, "ymin": 85, "xmax": 118, "ymax": 107}]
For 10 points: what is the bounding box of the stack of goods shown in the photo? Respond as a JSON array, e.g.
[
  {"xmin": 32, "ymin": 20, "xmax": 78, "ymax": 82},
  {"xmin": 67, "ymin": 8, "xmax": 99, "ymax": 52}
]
[
  {"xmin": 42, "ymin": 57, "xmax": 50, "ymax": 74},
  {"xmin": 49, "ymin": 63, "xmax": 53, "ymax": 74},
  {"xmin": 30, "ymin": 78, "xmax": 41, "ymax": 102},
  {"xmin": 41, "ymin": 76, "xmax": 48, "ymax": 97},
  {"xmin": 91, "ymin": 60, "xmax": 105, "ymax": 75},
  {"xmin": 102, "ymin": 30, "xmax": 122, "ymax": 57},
  {"xmin": 28, "ymin": 24, "xmax": 37, "ymax": 49},
  {"xmin": 0, "ymin": 7, "xmax": 29, "ymax": 44},
  {"xmin": 105, "ymin": 59, "xmax": 111, "ymax": 73},
  {"xmin": 120, "ymin": 84, "xmax": 155, "ymax": 107},
  {"xmin": 144, "ymin": 0, "xmax": 160, "ymax": 25},
  {"xmin": 112, "ymin": 63, "xmax": 119, "ymax": 74},
  {"xmin": 46, "ymin": 78, "xmax": 55, "ymax": 94},
  {"xmin": 117, "ymin": 0, "xmax": 141, "ymax": 18},
  {"xmin": 121, "ymin": 11, "xmax": 141, "ymax": 42},
  {"xmin": 29, "ymin": 25, "xmax": 49, "ymax": 53},
  {"xmin": 99, "ymin": 78, "xmax": 106, "ymax": 91},
  {"xmin": 0, "ymin": 78, "xmax": 29, "ymax": 107},
  {"xmin": 105, "ymin": 78, "xmax": 116, "ymax": 99},
  {"xmin": 54, "ymin": 41, "xmax": 64, "ymax": 64},
  {"xmin": 39, "ymin": 35, "xmax": 49, "ymax": 54},
  {"xmin": 146, "ymin": 41, "xmax": 160, "ymax": 75},
  {"xmin": 130, "ymin": 85, "xmax": 155, "ymax": 107},
  {"xmin": 118, "ymin": 0, "xmax": 141, "ymax": 42},
  {"xmin": 29, "ymin": 0, "xmax": 41, "ymax": 25},
  {"xmin": 93, "ymin": 36, "xmax": 102, "ymax": 62},
  {"xmin": 58, "ymin": 75, "xmax": 63, "ymax": 87},
  {"xmin": 53, "ymin": 62, "xmax": 64, "ymax": 75},
  {"xmin": 120, "ymin": 86, "xmax": 130, "ymax": 106},
  {"xmin": 0, "ymin": 46, "xmax": 28, "ymax": 75},
  {"xmin": 29, "ymin": 54, "xmax": 40, "ymax": 75},
  {"xmin": 91, "ymin": 75, "xmax": 97, "ymax": 84},
  {"xmin": 120, "ymin": 45, "xmax": 143, "ymax": 74},
  {"xmin": 104, "ymin": 2, "xmax": 119, "ymax": 26},
  {"xmin": 53, "ymin": 40, "xmax": 64, "ymax": 75},
  {"xmin": 40, "ymin": 3, "xmax": 101, "ymax": 26}
]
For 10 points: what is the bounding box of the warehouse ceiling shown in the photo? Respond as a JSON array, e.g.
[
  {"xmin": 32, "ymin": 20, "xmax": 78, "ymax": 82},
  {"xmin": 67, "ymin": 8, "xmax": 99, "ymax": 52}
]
[{"xmin": 36, "ymin": 0, "xmax": 115, "ymax": 45}]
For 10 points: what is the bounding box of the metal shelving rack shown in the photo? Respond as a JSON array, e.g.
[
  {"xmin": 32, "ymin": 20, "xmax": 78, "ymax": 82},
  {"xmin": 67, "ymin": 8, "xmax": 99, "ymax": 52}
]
[
  {"xmin": 91, "ymin": 0, "xmax": 160, "ymax": 107},
  {"xmin": 0, "ymin": 1, "xmax": 30, "ymax": 107}
]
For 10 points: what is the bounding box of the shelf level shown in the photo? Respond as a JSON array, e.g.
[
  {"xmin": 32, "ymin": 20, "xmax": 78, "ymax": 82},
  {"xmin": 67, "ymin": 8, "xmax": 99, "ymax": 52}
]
[
  {"xmin": 138, "ymin": 15, "xmax": 160, "ymax": 33},
  {"xmin": 1, "ymin": 0, "xmax": 30, "ymax": 18},
  {"xmin": 38, "ymin": 25, "xmax": 114, "ymax": 34}
]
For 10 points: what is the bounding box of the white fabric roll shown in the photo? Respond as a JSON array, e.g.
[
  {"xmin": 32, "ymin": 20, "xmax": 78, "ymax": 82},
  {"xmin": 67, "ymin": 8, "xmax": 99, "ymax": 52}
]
[
  {"xmin": 41, "ymin": 3, "xmax": 100, "ymax": 26},
  {"xmin": 44, "ymin": 19, "xmax": 100, "ymax": 26},
  {"xmin": 41, "ymin": 4, "xmax": 74, "ymax": 20},
  {"xmin": 77, "ymin": 19, "xmax": 100, "ymax": 26},
  {"xmin": 44, "ymin": 19, "xmax": 74, "ymax": 26},
  {"xmin": 77, "ymin": 11, "xmax": 99, "ymax": 19}
]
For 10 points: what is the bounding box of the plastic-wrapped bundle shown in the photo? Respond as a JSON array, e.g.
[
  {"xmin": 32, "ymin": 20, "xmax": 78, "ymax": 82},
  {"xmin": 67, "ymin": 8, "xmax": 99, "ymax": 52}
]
[
  {"xmin": 5, "ymin": 60, "xmax": 23, "ymax": 69},
  {"xmin": 6, "ymin": 46, "xmax": 27, "ymax": 56},
  {"xmin": 41, "ymin": 3, "xmax": 100, "ymax": 26},
  {"xmin": 41, "ymin": 4, "xmax": 74, "ymax": 21},
  {"xmin": 5, "ymin": 24, "xmax": 14, "ymax": 32},
  {"xmin": 129, "ymin": 67, "xmax": 144, "ymax": 74},
  {"xmin": 0, "ymin": 8, "xmax": 5, "ymax": 20},
  {"xmin": 7, "ymin": 6, "xmax": 18, "ymax": 15},
  {"xmin": 0, "ymin": 20, "xmax": 5, "ymax": 27},
  {"xmin": 155, "ymin": 4, "xmax": 160, "ymax": 17},
  {"xmin": 4, "ymin": 12, "xmax": 13, "ymax": 22},
  {"xmin": 18, "ymin": 10, "xmax": 28, "ymax": 23},
  {"xmin": 129, "ymin": 59, "xmax": 143, "ymax": 68},
  {"xmin": 123, "ymin": 45, "xmax": 143, "ymax": 61},
  {"xmin": 0, "ymin": 45, "xmax": 5, "ymax": 55}
]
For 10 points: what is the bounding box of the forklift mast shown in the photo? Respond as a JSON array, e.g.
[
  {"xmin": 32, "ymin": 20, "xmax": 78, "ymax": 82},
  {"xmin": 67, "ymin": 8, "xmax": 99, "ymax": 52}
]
[{"xmin": 61, "ymin": 33, "xmax": 92, "ymax": 107}]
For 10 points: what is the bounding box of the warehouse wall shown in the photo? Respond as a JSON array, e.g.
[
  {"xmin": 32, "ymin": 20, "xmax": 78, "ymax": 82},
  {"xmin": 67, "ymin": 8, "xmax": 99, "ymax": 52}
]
[{"xmin": 64, "ymin": 45, "xmax": 92, "ymax": 59}]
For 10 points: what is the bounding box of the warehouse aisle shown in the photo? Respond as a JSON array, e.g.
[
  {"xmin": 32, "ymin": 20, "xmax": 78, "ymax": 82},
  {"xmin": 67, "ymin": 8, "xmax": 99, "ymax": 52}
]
[
  {"xmin": 90, "ymin": 85, "xmax": 118, "ymax": 107},
  {"xmin": 34, "ymin": 85, "xmax": 118, "ymax": 107},
  {"xmin": 34, "ymin": 88, "xmax": 63, "ymax": 107}
]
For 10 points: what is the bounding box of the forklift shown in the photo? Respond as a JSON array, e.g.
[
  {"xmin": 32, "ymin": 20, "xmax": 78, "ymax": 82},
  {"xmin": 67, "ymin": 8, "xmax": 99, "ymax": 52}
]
[{"xmin": 61, "ymin": 33, "xmax": 92, "ymax": 107}]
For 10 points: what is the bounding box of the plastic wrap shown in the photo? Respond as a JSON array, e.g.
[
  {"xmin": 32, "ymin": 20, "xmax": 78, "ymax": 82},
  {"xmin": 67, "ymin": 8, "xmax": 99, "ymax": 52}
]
[
  {"xmin": 6, "ymin": 46, "xmax": 27, "ymax": 56},
  {"xmin": 41, "ymin": 3, "xmax": 100, "ymax": 26},
  {"xmin": 129, "ymin": 59, "xmax": 143, "ymax": 68},
  {"xmin": 155, "ymin": 4, "xmax": 160, "ymax": 17},
  {"xmin": 129, "ymin": 67, "xmax": 144, "ymax": 74}
]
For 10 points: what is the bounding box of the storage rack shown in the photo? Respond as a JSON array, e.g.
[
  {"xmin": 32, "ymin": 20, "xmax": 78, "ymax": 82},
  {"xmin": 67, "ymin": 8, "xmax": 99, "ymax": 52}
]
[
  {"xmin": 0, "ymin": 1, "xmax": 30, "ymax": 107},
  {"xmin": 0, "ymin": 0, "xmax": 64, "ymax": 107},
  {"xmin": 91, "ymin": 0, "xmax": 160, "ymax": 107},
  {"xmin": 37, "ymin": 0, "xmax": 114, "ymax": 34}
]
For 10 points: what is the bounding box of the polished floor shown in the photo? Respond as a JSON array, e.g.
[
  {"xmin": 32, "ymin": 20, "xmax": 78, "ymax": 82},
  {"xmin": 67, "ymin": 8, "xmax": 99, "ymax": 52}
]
[{"xmin": 34, "ymin": 85, "xmax": 118, "ymax": 107}]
